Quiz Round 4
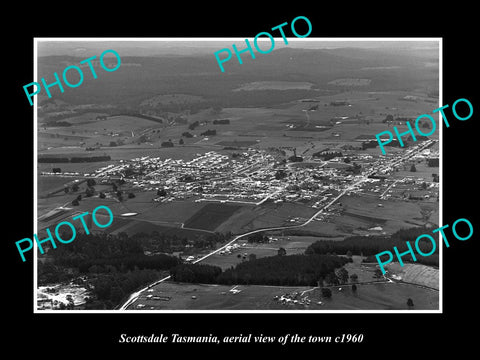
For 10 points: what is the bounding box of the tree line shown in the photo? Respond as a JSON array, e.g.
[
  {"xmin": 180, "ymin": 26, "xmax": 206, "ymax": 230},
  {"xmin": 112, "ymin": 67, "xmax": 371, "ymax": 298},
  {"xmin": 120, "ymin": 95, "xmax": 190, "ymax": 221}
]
[
  {"xmin": 50, "ymin": 232, "xmax": 182, "ymax": 272},
  {"xmin": 38, "ymin": 155, "xmax": 111, "ymax": 163},
  {"xmin": 38, "ymin": 232, "xmax": 184, "ymax": 309},
  {"xmin": 305, "ymin": 226, "xmax": 440, "ymax": 266},
  {"xmin": 169, "ymin": 254, "xmax": 351, "ymax": 287}
]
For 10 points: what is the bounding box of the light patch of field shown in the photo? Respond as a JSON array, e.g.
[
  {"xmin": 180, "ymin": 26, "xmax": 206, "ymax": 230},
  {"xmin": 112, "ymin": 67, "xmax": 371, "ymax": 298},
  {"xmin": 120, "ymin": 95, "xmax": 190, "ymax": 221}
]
[
  {"xmin": 385, "ymin": 263, "xmax": 439, "ymax": 290},
  {"xmin": 61, "ymin": 112, "xmax": 111, "ymax": 125},
  {"xmin": 71, "ymin": 115, "xmax": 158, "ymax": 132},
  {"xmin": 335, "ymin": 194, "xmax": 433, "ymax": 234},
  {"xmin": 392, "ymin": 157, "xmax": 439, "ymax": 180},
  {"xmin": 361, "ymin": 66, "xmax": 402, "ymax": 70},
  {"xmin": 128, "ymin": 278, "xmax": 438, "ymax": 310},
  {"xmin": 37, "ymin": 161, "xmax": 114, "ymax": 174},
  {"xmin": 129, "ymin": 282, "xmax": 312, "ymax": 310},
  {"xmin": 39, "ymin": 145, "xmax": 206, "ymax": 163},
  {"xmin": 215, "ymin": 202, "xmax": 317, "ymax": 235},
  {"xmin": 328, "ymin": 78, "xmax": 371, "ymax": 86},
  {"xmin": 308, "ymin": 282, "xmax": 438, "ymax": 310},
  {"xmin": 287, "ymin": 221, "xmax": 351, "ymax": 237},
  {"xmin": 233, "ymin": 81, "xmax": 316, "ymax": 91},
  {"xmin": 201, "ymin": 235, "xmax": 340, "ymax": 271},
  {"xmin": 140, "ymin": 94, "xmax": 204, "ymax": 107}
]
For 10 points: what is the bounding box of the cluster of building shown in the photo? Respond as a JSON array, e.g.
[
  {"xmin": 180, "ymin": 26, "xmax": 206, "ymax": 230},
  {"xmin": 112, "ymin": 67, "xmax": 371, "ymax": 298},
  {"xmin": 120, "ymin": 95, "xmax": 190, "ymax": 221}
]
[
  {"xmin": 41, "ymin": 137, "xmax": 439, "ymax": 211},
  {"xmin": 273, "ymin": 291, "xmax": 312, "ymax": 306}
]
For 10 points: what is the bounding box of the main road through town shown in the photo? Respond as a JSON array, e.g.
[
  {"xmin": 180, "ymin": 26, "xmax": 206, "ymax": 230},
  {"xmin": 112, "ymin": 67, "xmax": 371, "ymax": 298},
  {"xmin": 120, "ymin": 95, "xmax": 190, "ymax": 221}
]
[{"xmin": 118, "ymin": 140, "xmax": 435, "ymax": 310}]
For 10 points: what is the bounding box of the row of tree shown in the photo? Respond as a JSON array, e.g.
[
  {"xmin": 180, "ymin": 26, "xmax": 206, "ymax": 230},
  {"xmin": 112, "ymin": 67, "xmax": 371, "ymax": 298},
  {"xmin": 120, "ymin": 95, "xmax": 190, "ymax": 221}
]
[
  {"xmin": 169, "ymin": 254, "xmax": 351, "ymax": 287},
  {"xmin": 50, "ymin": 233, "xmax": 181, "ymax": 271},
  {"xmin": 88, "ymin": 270, "xmax": 163, "ymax": 309},
  {"xmin": 39, "ymin": 155, "xmax": 111, "ymax": 163}
]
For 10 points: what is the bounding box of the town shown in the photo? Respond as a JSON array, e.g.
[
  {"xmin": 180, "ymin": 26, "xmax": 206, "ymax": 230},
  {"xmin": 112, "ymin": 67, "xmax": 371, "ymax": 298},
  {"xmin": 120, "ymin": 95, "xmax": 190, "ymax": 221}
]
[{"xmin": 40, "ymin": 139, "xmax": 438, "ymax": 210}]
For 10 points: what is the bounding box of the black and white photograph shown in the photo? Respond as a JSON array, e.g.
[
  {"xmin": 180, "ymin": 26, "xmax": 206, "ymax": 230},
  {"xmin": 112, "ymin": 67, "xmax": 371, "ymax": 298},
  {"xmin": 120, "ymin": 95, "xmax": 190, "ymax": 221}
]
[
  {"xmin": 6, "ymin": 6, "xmax": 478, "ymax": 354},
  {"xmin": 33, "ymin": 38, "xmax": 441, "ymax": 312}
]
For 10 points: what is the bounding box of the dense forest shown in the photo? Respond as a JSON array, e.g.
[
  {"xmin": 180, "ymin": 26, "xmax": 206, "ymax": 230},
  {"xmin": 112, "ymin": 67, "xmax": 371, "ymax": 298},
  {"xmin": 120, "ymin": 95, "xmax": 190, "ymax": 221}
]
[
  {"xmin": 169, "ymin": 254, "xmax": 351, "ymax": 287},
  {"xmin": 170, "ymin": 263, "xmax": 222, "ymax": 284},
  {"xmin": 305, "ymin": 226, "xmax": 440, "ymax": 266},
  {"xmin": 39, "ymin": 232, "xmax": 183, "ymax": 309},
  {"xmin": 217, "ymin": 254, "xmax": 351, "ymax": 286}
]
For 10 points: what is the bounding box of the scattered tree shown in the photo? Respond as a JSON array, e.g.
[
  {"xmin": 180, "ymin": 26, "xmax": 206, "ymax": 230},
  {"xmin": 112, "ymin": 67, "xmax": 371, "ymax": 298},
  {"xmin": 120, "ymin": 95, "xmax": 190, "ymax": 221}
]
[
  {"xmin": 336, "ymin": 268, "xmax": 349, "ymax": 284},
  {"xmin": 85, "ymin": 187, "xmax": 95, "ymax": 197},
  {"xmin": 407, "ymin": 298, "xmax": 414, "ymax": 309},
  {"xmin": 382, "ymin": 114, "xmax": 394, "ymax": 123},
  {"xmin": 373, "ymin": 269, "xmax": 384, "ymax": 278},
  {"xmin": 161, "ymin": 140, "xmax": 174, "ymax": 147},
  {"xmin": 325, "ymin": 272, "xmax": 339, "ymax": 286},
  {"xmin": 321, "ymin": 288, "xmax": 332, "ymax": 298}
]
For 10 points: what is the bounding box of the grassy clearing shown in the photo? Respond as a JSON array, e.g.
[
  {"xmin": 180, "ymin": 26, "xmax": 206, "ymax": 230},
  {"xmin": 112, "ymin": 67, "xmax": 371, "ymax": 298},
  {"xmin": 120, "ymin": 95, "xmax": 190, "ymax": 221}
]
[
  {"xmin": 128, "ymin": 278, "xmax": 438, "ymax": 310},
  {"xmin": 307, "ymin": 282, "xmax": 438, "ymax": 310},
  {"xmin": 38, "ymin": 176, "xmax": 83, "ymax": 196},
  {"xmin": 384, "ymin": 263, "xmax": 439, "ymax": 290}
]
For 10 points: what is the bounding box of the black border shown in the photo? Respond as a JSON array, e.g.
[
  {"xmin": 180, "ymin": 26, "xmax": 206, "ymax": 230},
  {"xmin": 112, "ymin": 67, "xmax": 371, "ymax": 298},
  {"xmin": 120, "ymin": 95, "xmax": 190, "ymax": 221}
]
[{"xmin": 7, "ymin": 5, "xmax": 478, "ymax": 354}]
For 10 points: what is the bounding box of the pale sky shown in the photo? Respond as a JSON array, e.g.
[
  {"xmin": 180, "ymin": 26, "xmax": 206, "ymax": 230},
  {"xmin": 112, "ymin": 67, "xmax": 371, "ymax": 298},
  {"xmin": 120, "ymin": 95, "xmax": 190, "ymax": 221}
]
[{"xmin": 37, "ymin": 39, "xmax": 440, "ymax": 57}]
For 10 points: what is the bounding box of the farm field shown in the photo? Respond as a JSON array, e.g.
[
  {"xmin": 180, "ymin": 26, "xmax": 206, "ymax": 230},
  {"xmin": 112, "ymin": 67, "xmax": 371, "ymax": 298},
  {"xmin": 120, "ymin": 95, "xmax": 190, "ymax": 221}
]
[
  {"xmin": 215, "ymin": 202, "xmax": 318, "ymax": 234},
  {"xmin": 128, "ymin": 254, "xmax": 438, "ymax": 310},
  {"xmin": 38, "ymin": 161, "xmax": 114, "ymax": 175},
  {"xmin": 201, "ymin": 236, "xmax": 325, "ymax": 270},
  {"xmin": 37, "ymin": 176, "xmax": 84, "ymax": 197},
  {"xmin": 384, "ymin": 263, "xmax": 439, "ymax": 290},
  {"xmin": 183, "ymin": 203, "xmax": 243, "ymax": 231},
  {"xmin": 335, "ymin": 194, "xmax": 432, "ymax": 233},
  {"xmin": 129, "ymin": 282, "xmax": 311, "ymax": 310},
  {"xmin": 128, "ymin": 280, "xmax": 438, "ymax": 310},
  {"xmin": 306, "ymin": 282, "xmax": 438, "ymax": 310},
  {"xmin": 233, "ymin": 81, "xmax": 317, "ymax": 91}
]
